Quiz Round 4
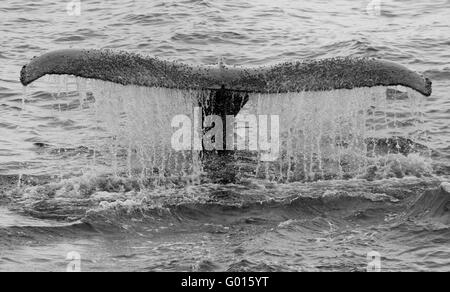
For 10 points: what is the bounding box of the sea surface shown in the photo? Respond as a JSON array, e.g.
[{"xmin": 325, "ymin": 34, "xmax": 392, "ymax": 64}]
[{"xmin": 0, "ymin": 0, "xmax": 449, "ymax": 272}]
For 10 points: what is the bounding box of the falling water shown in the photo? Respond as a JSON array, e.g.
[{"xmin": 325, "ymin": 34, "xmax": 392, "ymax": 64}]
[
  {"xmin": 77, "ymin": 77, "xmax": 204, "ymax": 185},
  {"xmin": 42, "ymin": 76, "xmax": 429, "ymax": 184},
  {"xmin": 245, "ymin": 86, "xmax": 429, "ymax": 182}
]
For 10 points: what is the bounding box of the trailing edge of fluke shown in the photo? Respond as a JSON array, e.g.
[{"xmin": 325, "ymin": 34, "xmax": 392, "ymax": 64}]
[{"xmin": 20, "ymin": 49, "xmax": 432, "ymax": 96}]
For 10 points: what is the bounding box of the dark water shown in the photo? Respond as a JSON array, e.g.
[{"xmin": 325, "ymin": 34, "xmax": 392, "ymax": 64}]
[{"xmin": 0, "ymin": 0, "xmax": 449, "ymax": 272}]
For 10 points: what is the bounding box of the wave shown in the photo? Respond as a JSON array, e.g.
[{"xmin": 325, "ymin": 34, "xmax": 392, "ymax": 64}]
[
  {"xmin": 0, "ymin": 221, "xmax": 96, "ymax": 248},
  {"xmin": 0, "ymin": 143, "xmax": 446, "ymax": 242},
  {"xmin": 405, "ymin": 182, "xmax": 450, "ymax": 224},
  {"xmin": 2, "ymin": 169, "xmax": 445, "ymax": 233}
]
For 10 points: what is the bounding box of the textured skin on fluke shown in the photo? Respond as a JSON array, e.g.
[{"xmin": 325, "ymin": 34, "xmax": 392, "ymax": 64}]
[{"xmin": 20, "ymin": 49, "xmax": 432, "ymax": 96}]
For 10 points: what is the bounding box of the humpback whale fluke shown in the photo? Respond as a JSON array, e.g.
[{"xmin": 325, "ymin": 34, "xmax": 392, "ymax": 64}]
[{"xmin": 20, "ymin": 49, "xmax": 432, "ymax": 97}]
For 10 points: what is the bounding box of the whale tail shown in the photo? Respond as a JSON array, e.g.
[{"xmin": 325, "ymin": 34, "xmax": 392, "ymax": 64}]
[{"xmin": 20, "ymin": 49, "xmax": 432, "ymax": 118}]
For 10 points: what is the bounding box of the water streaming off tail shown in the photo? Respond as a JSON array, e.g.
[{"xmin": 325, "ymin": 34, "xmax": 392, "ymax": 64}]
[
  {"xmin": 45, "ymin": 76, "xmax": 428, "ymax": 184},
  {"xmin": 44, "ymin": 76, "xmax": 205, "ymax": 184},
  {"xmin": 244, "ymin": 86, "xmax": 429, "ymax": 181},
  {"xmin": 91, "ymin": 81, "xmax": 207, "ymax": 184}
]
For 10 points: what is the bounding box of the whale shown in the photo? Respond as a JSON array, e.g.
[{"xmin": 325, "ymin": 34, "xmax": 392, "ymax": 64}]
[
  {"xmin": 20, "ymin": 49, "xmax": 432, "ymax": 95},
  {"xmin": 19, "ymin": 49, "xmax": 434, "ymax": 183},
  {"xmin": 20, "ymin": 49, "xmax": 432, "ymax": 118}
]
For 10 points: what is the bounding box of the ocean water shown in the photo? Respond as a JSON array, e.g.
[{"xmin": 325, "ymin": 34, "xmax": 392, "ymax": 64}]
[{"xmin": 0, "ymin": 0, "xmax": 449, "ymax": 272}]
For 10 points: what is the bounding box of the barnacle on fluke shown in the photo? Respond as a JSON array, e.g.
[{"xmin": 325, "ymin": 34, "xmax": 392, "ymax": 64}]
[{"xmin": 20, "ymin": 49, "xmax": 432, "ymax": 96}]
